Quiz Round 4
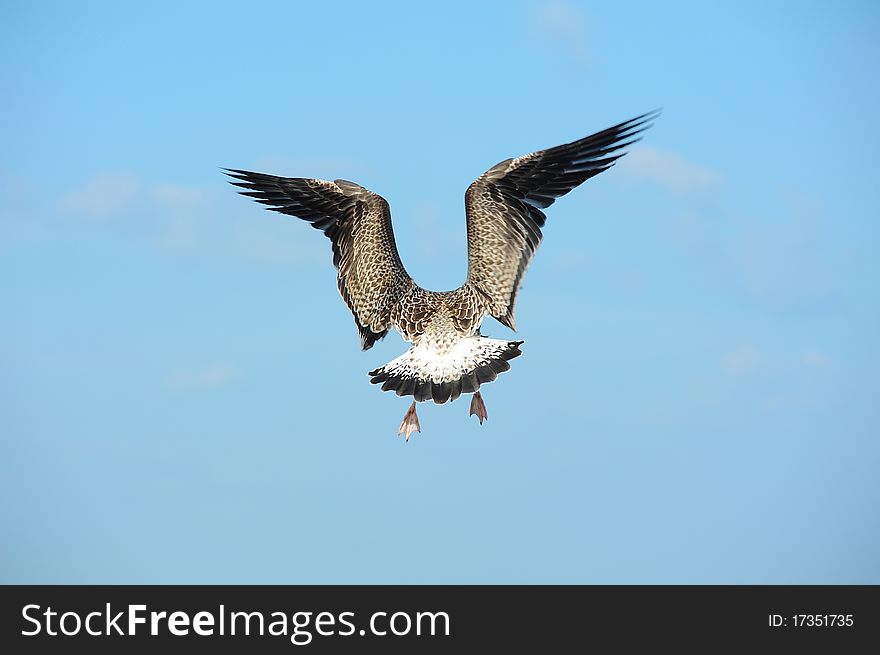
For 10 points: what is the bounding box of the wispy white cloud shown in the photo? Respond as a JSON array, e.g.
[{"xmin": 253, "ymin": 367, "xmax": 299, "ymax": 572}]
[
  {"xmin": 168, "ymin": 364, "xmax": 234, "ymax": 390},
  {"xmin": 152, "ymin": 183, "xmax": 205, "ymax": 208},
  {"xmin": 59, "ymin": 170, "xmax": 139, "ymax": 218},
  {"xmin": 531, "ymin": 1, "xmax": 590, "ymax": 64},
  {"xmin": 150, "ymin": 177, "xmax": 325, "ymax": 266},
  {"xmin": 11, "ymin": 156, "xmax": 379, "ymax": 267},
  {"xmin": 722, "ymin": 347, "xmax": 835, "ymax": 380},
  {"xmin": 722, "ymin": 346, "xmax": 763, "ymax": 376},
  {"xmin": 651, "ymin": 176, "xmax": 842, "ymax": 313},
  {"xmin": 623, "ymin": 146, "xmax": 722, "ymax": 194},
  {"xmin": 151, "ymin": 183, "xmax": 209, "ymax": 251},
  {"xmin": 801, "ymin": 350, "xmax": 833, "ymax": 369}
]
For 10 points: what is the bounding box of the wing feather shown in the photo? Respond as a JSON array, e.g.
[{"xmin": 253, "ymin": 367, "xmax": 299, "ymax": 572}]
[
  {"xmin": 225, "ymin": 170, "xmax": 412, "ymax": 350},
  {"xmin": 464, "ymin": 110, "xmax": 659, "ymax": 329}
]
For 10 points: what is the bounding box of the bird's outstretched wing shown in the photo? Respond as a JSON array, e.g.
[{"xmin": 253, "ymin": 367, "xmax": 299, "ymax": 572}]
[
  {"xmin": 464, "ymin": 110, "xmax": 659, "ymax": 329},
  {"xmin": 225, "ymin": 170, "xmax": 412, "ymax": 350}
]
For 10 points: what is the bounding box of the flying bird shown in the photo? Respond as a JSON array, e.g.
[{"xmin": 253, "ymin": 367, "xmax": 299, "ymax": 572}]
[{"xmin": 226, "ymin": 111, "xmax": 658, "ymax": 440}]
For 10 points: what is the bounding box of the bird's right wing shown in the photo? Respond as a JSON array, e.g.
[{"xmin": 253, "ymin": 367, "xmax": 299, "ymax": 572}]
[
  {"xmin": 225, "ymin": 170, "xmax": 412, "ymax": 350},
  {"xmin": 464, "ymin": 111, "xmax": 658, "ymax": 329}
]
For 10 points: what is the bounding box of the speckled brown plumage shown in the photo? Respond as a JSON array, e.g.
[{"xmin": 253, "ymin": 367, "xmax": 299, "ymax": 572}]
[
  {"xmin": 224, "ymin": 110, "xmax": 658, "ymax": 412},
  {"xmin": 391, "ymin": 284, "xmax": 487, "ymax": 342},
  {"xmin": 464, "ymin": 111, "xmax": 659, "ymax": 329},
  {"xmin": 223, "ymin": 172, "xmax": 413, "ymax": 350}
]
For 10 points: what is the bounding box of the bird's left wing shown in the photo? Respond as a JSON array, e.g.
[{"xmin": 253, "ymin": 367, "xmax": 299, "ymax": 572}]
[
  {"xmin": 225, "ymin": 170, "xmax": 412, "ymax": 350},
  {"xmin": 464, "ymin": 111, "xmax": 658, "ymax": 329}
]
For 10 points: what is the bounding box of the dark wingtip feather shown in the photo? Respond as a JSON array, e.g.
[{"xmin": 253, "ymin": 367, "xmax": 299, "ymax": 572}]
[
  {"xmin": 618, "ymin": 109, "xmax": 662, "ymax": 133},
  {"xmin": 222, "ymin": 168, "xmax": 256, "ymax": 181},
  {"xmin": 590, "ymin": 110, "xmax": 661, "ymax": 153}
]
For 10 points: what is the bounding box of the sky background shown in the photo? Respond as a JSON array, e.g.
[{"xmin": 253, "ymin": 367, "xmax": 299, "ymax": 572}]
[{"xmin": 2, "ymin": 1, "xmax": 878, "ymax": 583}]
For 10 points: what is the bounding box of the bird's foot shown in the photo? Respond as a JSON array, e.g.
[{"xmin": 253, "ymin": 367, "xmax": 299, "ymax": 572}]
[
  {"xmin": 469, "ymin": 391, "xmax": 488, "ymax": 425},
  {"xmin": 398, "ymin": 401, "xmax": 421, "ymax": 442}
]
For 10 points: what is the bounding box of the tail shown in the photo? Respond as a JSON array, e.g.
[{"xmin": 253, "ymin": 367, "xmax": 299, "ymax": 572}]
[{"xmin": 369, "ymin": 337, "xmax": 523, "ymax": 404}]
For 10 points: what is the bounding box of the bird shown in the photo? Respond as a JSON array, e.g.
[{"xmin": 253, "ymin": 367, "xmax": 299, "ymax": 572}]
[{"xmin": 225, "ymin": 110, "xmax": 658, "ymax": 440}]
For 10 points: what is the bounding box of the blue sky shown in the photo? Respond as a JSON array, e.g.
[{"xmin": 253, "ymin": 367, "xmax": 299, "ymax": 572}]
[{"xmin": 2, "ymin": 1, "xmax": 878, "ymax": 583}]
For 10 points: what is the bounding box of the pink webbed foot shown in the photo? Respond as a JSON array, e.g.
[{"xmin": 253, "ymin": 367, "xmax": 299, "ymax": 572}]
[
  {"xmin": 469, "ymin": 391, "xmax": 488, "ymax": 425},
  {"xmin": 398, "ymin": 401, "xmax": 421, "ymax": 441}
]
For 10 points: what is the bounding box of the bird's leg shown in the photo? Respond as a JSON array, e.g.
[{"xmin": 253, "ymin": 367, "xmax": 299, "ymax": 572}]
[
  {"xmin": 469, "ymin": 391, "xmax": 488, "ymax": 425},
  {"xmin": 398, "ymin": 401, "xmax": 421, "ymax": 441}
]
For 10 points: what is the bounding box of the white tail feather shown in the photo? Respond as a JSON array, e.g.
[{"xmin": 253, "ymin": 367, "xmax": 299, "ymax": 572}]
[{"xmin": 369, "ymin": 337, "xmax": 523, "ymax": 404}]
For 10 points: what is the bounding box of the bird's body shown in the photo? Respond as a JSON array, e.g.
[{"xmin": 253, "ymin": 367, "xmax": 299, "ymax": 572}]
[
  {"xmin": 371, "ymin": 281, "xmax": 522, "ymax": 405},
  {"xmin": 226, "ymin": 111, "xmax": 658, "ymax": 439}
]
